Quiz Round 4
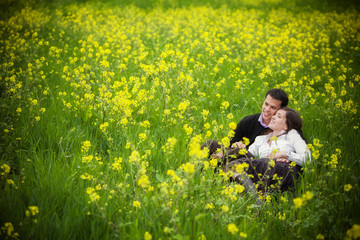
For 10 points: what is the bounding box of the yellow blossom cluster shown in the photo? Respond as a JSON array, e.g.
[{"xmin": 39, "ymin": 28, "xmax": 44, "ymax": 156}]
[
  {"xmin": 293, "ymin": 191, "xmax": 314, "ymax": 208},
  {"xmin": 1, "ymin": 222, "xmax": 19, "ymax": 239}
]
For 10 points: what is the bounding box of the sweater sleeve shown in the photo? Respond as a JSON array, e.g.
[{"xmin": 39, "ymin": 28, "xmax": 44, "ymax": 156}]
[
  {"xmin": 287, "ymin": 130, "xmax": 311, "ymax": 167},
  {"xmin": 230, "ymin": 113, "xmax": 264, "ymax": 146}
]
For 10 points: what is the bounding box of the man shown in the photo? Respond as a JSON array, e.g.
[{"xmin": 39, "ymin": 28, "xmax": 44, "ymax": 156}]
[{"xmin": 230, "ymin": 88, "xmax": 288, "ymax": 149}]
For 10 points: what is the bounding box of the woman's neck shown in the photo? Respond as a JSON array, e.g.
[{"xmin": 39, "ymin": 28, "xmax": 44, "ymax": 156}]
[{"xmin": 272, "ymin": 130, "xmax": 282, "ymax": 137}]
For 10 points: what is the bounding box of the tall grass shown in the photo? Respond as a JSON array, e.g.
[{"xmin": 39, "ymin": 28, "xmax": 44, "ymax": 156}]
[{"xmin": 0, "ymin": 0, "xmax": 359, "ymax": 239}]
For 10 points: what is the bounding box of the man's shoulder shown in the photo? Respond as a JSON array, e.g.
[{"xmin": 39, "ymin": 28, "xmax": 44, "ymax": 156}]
[{"xmin": 241, "ymin": 113, "xmax": 261, "ymax": 122}]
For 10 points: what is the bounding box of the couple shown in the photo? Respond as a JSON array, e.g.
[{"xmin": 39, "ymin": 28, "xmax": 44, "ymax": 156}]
[{"xmin": 203, "ymin": 89, "xmax": 311, "ymax": 196}]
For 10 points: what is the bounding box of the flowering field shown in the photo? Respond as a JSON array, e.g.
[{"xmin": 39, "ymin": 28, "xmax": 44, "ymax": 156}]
[{"xmin": 1, "ymin": 0, "xmax": 360, "ymax": 239}]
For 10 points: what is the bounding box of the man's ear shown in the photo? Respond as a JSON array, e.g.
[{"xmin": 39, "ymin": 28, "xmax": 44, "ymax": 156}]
[{"xmin": 284, "ymin": 125, "xmax": 288, "ymax": 131}]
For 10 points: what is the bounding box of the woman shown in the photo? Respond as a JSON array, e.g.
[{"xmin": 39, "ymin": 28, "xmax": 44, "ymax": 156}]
[{"xmin": 224, "ymin": 107, "xmax": 311, "ymax": 194}]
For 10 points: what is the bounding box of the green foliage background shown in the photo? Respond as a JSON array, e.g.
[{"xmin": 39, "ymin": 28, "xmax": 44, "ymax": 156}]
[{"xmin": 0, "ymin": 0, "xmax": 359, "ymax": 239}]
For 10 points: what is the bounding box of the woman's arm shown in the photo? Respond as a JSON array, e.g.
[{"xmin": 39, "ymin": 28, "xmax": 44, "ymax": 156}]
[
  {"xmin": 247, "ymin": 135, "xmax": 263, "ymax": 157},
  {"xmin": 286, "ymin": 130, "xmax": 311, "ymax": 166}
]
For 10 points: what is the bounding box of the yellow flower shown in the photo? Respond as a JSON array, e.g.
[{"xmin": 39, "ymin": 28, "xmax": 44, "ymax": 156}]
[
  {"xmin": 293, "ymin": 197, "xmax": 303, "ymax": 208},
  {"xmin": 82, "ymin": 155, "xmax": 94, "ymax": 163},
  {"xmin": 234, "ymin": 184, "xmax": 245, "ymax": 193},
  {"xmin": 139, "ymin": 133, "xmax": 146, "ymax": 141},
  {"xmin": 137, "ymin": 175, "xmax": 150, "ymax": 188},
  {"xmin": 144, "ymin": 231, "xmax": 152, "ymax": 240},
  {"xmin": 346, "ymin": 224, "xmax": 360, "ymax": 240},
  {"xmin": 129, "ymin": 150, "xmax": 141, "ymax": 163},
  {"xmin": 221, "ymin": 136, "xmax": 230, "ymax": 148},
  {"xmin": 28, "ymin": 206, "xmax": 39, "ymax": 216},
  {"xmin": 344, "ymin": 184, "xmax": 352, "ymax": 192},
  {"xmin": 81, "ymin": 141, "xmax": 91, "ymax": 153},
  {"xmin": 183, "ymin": 124, "xmax": 193, "ymax": 135},
  {"xmin": 140, "ymin": 120, "xmax": 150, "ymax": 128},
  {"xmin": 112, "ymin": 157, "xmax": 123, "ymax": 171},
  {"xmin": 228, "ymin": 223, "xmax": 239, "ymax": 235},
  {"xmin": 242, "ymin": 137, "xmax": 250, "ymax": 146},
  {"xmin": 183, "ymin": 162, "xmax": 195, "ymax": 175},
  {"xmin": 133, "ymin": 201, "xmax": 141, "ymax": 208},
  {"xmin": 239, "ymin": 232, "xmax": 247, "ymax": 238},
  {"xmin": 199, "ymin": 234, "xmax": 207, "ymax": 240},
  {"xmin": 221, "ymin": 101, "xmax": 229, "ymax": 109},
  {"xmin": 209, "ymin": 158, "xmax": 218, "ymax": 167},
  {"xmin": 228, "ymin": 121, "xmax": 237, "ymax": 130},
  {"xmin": 86, "ymin": 187, "xmax": 100, "ymax": 202},
  {"xmin": 162, "ymin": 137, "xmax": 177, "ymax": 154},
  {"xmin": 1, "ymin": 222, "xmax": 19, "ymax": 238},
  {"xmin": 205, "ymin": 203, "xmax": 215, "ymax": 209},
  {"xmin": 99, "ymin": 122, "xmax": 109, "ymax": 132},
  {"xmin": 167, "ymin": 170, "xmax": 175, "ymax": 176},
  {"xmin": 201, "ymin": 109, "xmax": 209, "ymax": 119},
  {"xmin": 316, "ymin": 234, "xmax": 325, "ymax": 240},
  {"xmin": 221, "ymin": 205, "xmax": 230, "ymax": 212},
  {"xmin": 189, "ymin": 135, "xmax": 208, "ymax": 159},
  {"xmin": 303, "ymin": 191, "xmax": 314, "ymax": 201},
  {"xmin": 178, "ymin": 100, "xmax": 190, "ymax": 112},
  {"xmin": 269, "ymin": 159, "xmax": 275, "ymax": 167},
  {"xmin": 6, "ymin": 179, "xmax": 15, "ymax": 185},
  {"xmin": 1, "ymin": 164, "xmax": 11, "ymax": 175},
  {"xmin": 227, "ymin": 113, "xmax": 234, "ymax": 119},
  {"xmin": 235, "ymin": 162, "xmax": 249, "ymax": 174}
]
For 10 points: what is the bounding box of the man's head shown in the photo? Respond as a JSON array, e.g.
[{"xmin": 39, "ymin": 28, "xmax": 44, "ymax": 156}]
[{"xmin": 261, "ymin": 89, "xmax": 288, "ymax": 125}]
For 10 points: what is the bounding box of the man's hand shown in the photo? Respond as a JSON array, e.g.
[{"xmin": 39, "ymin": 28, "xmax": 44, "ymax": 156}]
[{"xmin": 231, "ymin": 141, "xmax": 246, "ymax": 149}]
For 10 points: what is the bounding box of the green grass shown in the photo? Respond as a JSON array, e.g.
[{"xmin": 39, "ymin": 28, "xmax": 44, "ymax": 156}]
[{"xmin": 0, "ymin": 0, "xmax": 360, "ymax": 239}]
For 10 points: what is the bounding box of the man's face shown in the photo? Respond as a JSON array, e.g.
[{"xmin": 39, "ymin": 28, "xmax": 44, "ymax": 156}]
[{"xmin": 261, "ymin": 95, "xmax": 282, "ymax": 124}]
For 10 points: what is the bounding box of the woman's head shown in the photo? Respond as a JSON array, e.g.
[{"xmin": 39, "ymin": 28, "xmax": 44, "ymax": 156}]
[{"xmin": 268, "ymin": 107, "xmax": 302, "ymax": 132}]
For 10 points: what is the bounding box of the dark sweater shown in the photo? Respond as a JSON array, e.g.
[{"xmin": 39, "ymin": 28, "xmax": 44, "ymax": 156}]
[{"xmin": 230, "ymin": 113, "xmax": 268, "ymax": 146}]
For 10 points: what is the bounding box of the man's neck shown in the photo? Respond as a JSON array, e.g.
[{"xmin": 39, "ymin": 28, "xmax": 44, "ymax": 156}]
[{"xmin": 263, "ymin": 119, "xmax": 270, "ymax": 126}]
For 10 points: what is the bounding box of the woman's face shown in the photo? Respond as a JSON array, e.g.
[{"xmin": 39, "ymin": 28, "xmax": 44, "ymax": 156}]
[{"xmin": 269, "ymin": 109, "xmax": 288, "ymax": 132}]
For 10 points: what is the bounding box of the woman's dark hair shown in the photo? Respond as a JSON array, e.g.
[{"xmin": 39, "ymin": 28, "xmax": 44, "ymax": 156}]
[
  {"xmin": 266, "ymin": 89, "xmax": 288, "ymax": 107},
  {"xmin": 282, "ymin": 107, "xmax": 302, "ymax": 132}
]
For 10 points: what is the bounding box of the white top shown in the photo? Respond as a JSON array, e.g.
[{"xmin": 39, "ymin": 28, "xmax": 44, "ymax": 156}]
[{"xmin": 248, "ymin": 129, "xmax": 311, "ymax": 167}]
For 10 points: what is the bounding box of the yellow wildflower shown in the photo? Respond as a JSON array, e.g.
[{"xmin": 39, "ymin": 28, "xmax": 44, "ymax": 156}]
[
  {"xmin": 1, "ymin": 164, "xmax": 10, "ymax": 175},
  {"xmin": 133, "ymin": 201, "xmax": 141, "ymax": 208},
  {"xmin": 293, "ymin": 197, "xmax": 303, "ymax": 208},
  {"xmin": 344, "ymin": 184, "xmax": 352, "ymax": 192},
  {"xmin": 228, "ymin": 223, "xmax": 239, "ymax": 235},
  {"xmin": 221, "ymin": 205, "xmax": 230, "ymax": 212},
  {"xmin": 183, "ymin": 162, "xmax": 195, "ymax": 175},
  {"xmin": 346, "ymin": 224, "xmax": 360, "ymax": 240},
  {"xmin": 316, "ymin": 234, "xmax": 325, "ymax": 240},
  {"xmin": 144, "ymin": 231, "xmax": 152, "ymax": 240}
]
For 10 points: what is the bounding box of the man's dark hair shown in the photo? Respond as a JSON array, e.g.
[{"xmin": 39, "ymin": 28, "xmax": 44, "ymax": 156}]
[
  {"xmin": 265, "ymin": 89, "xmax": 288, "ymax": 107},
  {"xmin": 282, "ymin": 107, "xmax": 303, "ymax": 132}
]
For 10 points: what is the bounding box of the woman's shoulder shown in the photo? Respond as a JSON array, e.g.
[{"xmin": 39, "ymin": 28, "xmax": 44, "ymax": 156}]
[{"xmin": 287, "ymin": 129, "xmax": 303, "ymax": 139}]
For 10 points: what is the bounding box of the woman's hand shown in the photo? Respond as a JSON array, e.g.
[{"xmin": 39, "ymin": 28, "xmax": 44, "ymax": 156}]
[
  {"xmin": 276, "ymin": 157, "xmax": 290, "ymax": 163},
  {"xmin": 267, "ymin": 151, "xmax": 291, "ymax": 163},
  {"xmin": 275, "ymin": 151, "xmax": 290, "ymax": 163},
  {"xmin": 231, "ymin": 141, "xmax": 246, "ymax": 149}
]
